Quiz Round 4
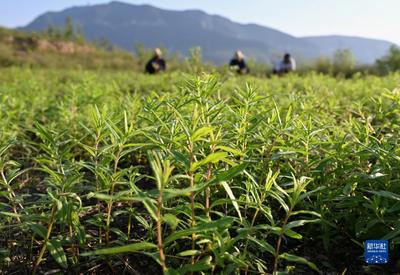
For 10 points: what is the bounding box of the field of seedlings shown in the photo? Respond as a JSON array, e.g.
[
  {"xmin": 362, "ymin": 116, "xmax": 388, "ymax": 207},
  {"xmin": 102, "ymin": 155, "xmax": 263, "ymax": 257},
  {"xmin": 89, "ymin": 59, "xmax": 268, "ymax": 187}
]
[{"xmin": 1, "ymin": 68, "xmax": 400, "ymax": 274}]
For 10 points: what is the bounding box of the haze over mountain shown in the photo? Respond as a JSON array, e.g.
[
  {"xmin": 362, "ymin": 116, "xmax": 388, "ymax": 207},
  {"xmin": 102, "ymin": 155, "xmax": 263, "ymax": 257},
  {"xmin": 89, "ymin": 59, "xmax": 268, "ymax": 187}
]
[{"xmin": 23, "ymin": 1, "xmax": 396, "ymax": 64}]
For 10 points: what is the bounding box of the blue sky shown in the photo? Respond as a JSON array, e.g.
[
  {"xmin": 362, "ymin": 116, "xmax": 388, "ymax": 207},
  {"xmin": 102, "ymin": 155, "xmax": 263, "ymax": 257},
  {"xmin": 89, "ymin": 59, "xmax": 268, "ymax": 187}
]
[{"xmin": 1, "ymin": 0, "xmax": 400, "ymax": 44}]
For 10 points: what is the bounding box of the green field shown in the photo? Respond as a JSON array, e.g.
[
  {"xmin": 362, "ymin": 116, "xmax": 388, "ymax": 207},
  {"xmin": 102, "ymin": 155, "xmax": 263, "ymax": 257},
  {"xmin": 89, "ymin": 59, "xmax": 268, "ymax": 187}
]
[{"xmin": 1, "ymin": 68, "xmax": 400, "ymax": 274}]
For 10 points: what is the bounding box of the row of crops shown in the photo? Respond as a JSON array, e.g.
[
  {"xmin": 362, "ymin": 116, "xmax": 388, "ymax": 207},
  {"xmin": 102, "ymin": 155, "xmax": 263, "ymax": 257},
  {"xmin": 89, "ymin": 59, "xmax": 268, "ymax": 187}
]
[{"xmin": 1, "ymin": 68, "xmax": 400, "ymax": 274}]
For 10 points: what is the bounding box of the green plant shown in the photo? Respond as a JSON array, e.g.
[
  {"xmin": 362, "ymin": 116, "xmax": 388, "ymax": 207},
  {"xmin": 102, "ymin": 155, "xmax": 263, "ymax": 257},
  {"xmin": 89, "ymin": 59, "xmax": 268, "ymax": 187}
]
[{"xmin": 0, "ymin": 68, "xmax": 399, "ymax": 274}]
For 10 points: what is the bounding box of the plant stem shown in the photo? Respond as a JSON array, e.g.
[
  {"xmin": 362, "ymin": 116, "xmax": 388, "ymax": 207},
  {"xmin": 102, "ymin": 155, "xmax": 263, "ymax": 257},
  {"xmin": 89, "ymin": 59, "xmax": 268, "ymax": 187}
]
[
  {"xmin": 33, "ymin": 203, "xmax": 57, "ymax": 275},
  {"xmin": 204, "ymin": 163, "xmax": 212, "ymax": 218},
  {"xmin": 156, "ymin": 193, "xmax": 167, "ymax": 271},
  {"xmin": 94, "ymin": 137, "xmax": 103, "ymax": 244},
  {"xmin": 204, "ymin": 144, "xmax": 215, "ymax": 218},
  {"xmin": 105, "ymin": 150, "xmax": 122, "ymax": 245},
  {"xmin": 127, "ymin": 203, "xmax": 133, "ymax": 239},
  {"xmin": 1, "ymin": 170, "xmax": 23, "ymax": 223},
  {"xmin": 188, "ymin": 142, "xmax": 196, "ymax": 265},
  {"xmin": 105, "ymin": 182, "xmax": 115, "ymax": 245},
  {"xmin": 273, "ymin": 206, "xmax": 293, "ymax": 274}
]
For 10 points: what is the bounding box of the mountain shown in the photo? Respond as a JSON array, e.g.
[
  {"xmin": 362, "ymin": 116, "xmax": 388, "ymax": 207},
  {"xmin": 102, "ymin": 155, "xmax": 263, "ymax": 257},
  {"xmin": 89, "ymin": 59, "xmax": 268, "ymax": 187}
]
[
  {"xmin": 302, "ymin": 36, "xmax": 395, "ymax": 64},
  {"xmin": 22, "ymin": 1, "xmax": 396, "ymax": 64}
]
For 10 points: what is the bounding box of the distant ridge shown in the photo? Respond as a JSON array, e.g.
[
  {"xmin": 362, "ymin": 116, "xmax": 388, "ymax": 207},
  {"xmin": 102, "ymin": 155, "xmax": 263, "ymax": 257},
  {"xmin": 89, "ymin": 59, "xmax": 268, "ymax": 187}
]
[
  {"xmin": 22, "ymin": 1, "xmax": 396, "ymax": 64},
  {"xmin": 302, "ymin": 35, "xmax": 395, "ymax": 64}
]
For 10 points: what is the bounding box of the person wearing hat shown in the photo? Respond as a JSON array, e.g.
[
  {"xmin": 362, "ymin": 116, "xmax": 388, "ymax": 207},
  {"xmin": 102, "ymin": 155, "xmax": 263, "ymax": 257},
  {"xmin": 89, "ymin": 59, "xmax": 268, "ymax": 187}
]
[
  {"xmin": 229, "ymin": 50, "xmax": 249, "ymax": 74},
  {"xmin": 145, "ymin": 48, "xmax": 166, "ymax": 74}
]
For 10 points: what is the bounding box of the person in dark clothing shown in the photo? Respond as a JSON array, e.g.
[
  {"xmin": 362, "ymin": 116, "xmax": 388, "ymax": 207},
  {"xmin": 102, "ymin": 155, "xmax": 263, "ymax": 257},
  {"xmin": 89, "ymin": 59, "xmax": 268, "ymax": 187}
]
[
  {"xmin": 145, "ymin": 48, "xmax": 166, "ymax": 74},
  {"xmin": 229, "ymin": 50, "xmax": 249, "ymax": 74}
]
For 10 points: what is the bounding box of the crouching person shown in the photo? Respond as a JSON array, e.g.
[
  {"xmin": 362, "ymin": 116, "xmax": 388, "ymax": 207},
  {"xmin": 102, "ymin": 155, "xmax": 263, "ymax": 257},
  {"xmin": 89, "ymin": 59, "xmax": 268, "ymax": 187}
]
[
  {"xmin": 145, "ymin": 48, "xmax": 166, "ymax": 74},
  {"xmin": 229, "ymin": 50, "xmax": 249, "ymax": 74},
  {"xmin": 273, "ymin": 53, "xmax": 296, "ymax": 75}
]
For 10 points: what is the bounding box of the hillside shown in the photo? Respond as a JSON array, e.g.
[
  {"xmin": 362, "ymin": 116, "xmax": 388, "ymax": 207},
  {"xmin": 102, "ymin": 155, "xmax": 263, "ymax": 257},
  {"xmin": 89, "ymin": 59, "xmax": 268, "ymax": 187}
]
[
  {"xmin": 302, "ymin": 35, "xmax": 395, "ymax": 64},
  {"xmin": 0, "ymin": 27, "xmax": 136, "ymax": 69},
  {"xmin": 23, "ymin": 1, "xmax": 396, "ymax": 64}
]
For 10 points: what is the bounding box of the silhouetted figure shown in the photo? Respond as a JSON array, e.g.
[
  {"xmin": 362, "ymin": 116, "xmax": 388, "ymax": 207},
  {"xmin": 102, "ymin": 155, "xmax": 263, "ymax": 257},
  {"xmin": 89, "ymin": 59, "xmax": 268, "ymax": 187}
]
[
  {"xmin": 273, "ymin": 53, "xmax": 296, "ymax": 75},
  {"xmin": 229, "ymin": 50, "xmax": 249, "ymax": 74},
  {"xmin": 145, "ymin": 48, "xmax": 166, "ymax": 74}
]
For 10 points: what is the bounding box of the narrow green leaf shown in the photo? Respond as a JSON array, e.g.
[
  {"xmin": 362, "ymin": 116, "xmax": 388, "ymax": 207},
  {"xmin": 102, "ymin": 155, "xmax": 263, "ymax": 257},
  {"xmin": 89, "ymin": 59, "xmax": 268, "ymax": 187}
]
[
  {"xmin": 290, "ymin": 210, "xmax": 321, "ymax": 217},
  {"xmin": 27, "ymin": 223, "xmax": 47, "ymax": 239},
  {"xmin": 284, "ymin": 229, "xmax": 303, "ymax": 239},
  {"xmin": 191, "ymin": 127, "xmax": 213, "ymax": 142},
  {"xmin": 174, "ymin": 256, "xmax": 212, "ymax": 273},
  {"xmin": 143, "ymin": 199, "xmax": 158, "ymax": 221},
  {"xmin": 0, "ymin": 212, "xmax": 21, "ymax": 218},
  {"xmin": 268, "ymin": 191, "xmax": 289, "ymax": 213},
  {"xmin": 284, "ymin": 219, "xmax": 320, "ymax": 230},
  {"xmin": 164, "ymin": 217, "xmax": 235, "ymax": 245},
  {"xmin": 210, "ymin": 163, "xmax": 248, "ymax": 185},
  {"xmin": 177, "ymin": 250, "xmax": 201, "ymax": 257},
  {"xmin": 47, "ymin": 239, "xmax": 68, "ymax": 269},
  {"xmin": 163, "ymin": 213, "xmax": 179, "ymax": 230},
  {"xmin": 368, "ymin": 190, "xmax": 400, "ymax": 201},
  {"xmin": 215, "ymin": 145, "xmax": 243, "ymax": 156},
  {"xmin": 382, "ymin": 229, "xmax": 400, "ymax": 240},
  {"xmin": 81, "ymin": 242, "xmax": 157, "ymax": 256},
  {"xmin": 278, "ymin": 253, "xmax": 320, "ymax": 272},
  {"xmin": 221, "ymin": 182, "xmax": 242, "ymax": 221},
  {"xmin": 248, "ymin": 237, "xmax": 275, "ymax": 255},
  {"xmin": 191, "ymin": 152, "xmax": 228, "ymax": 171}
]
